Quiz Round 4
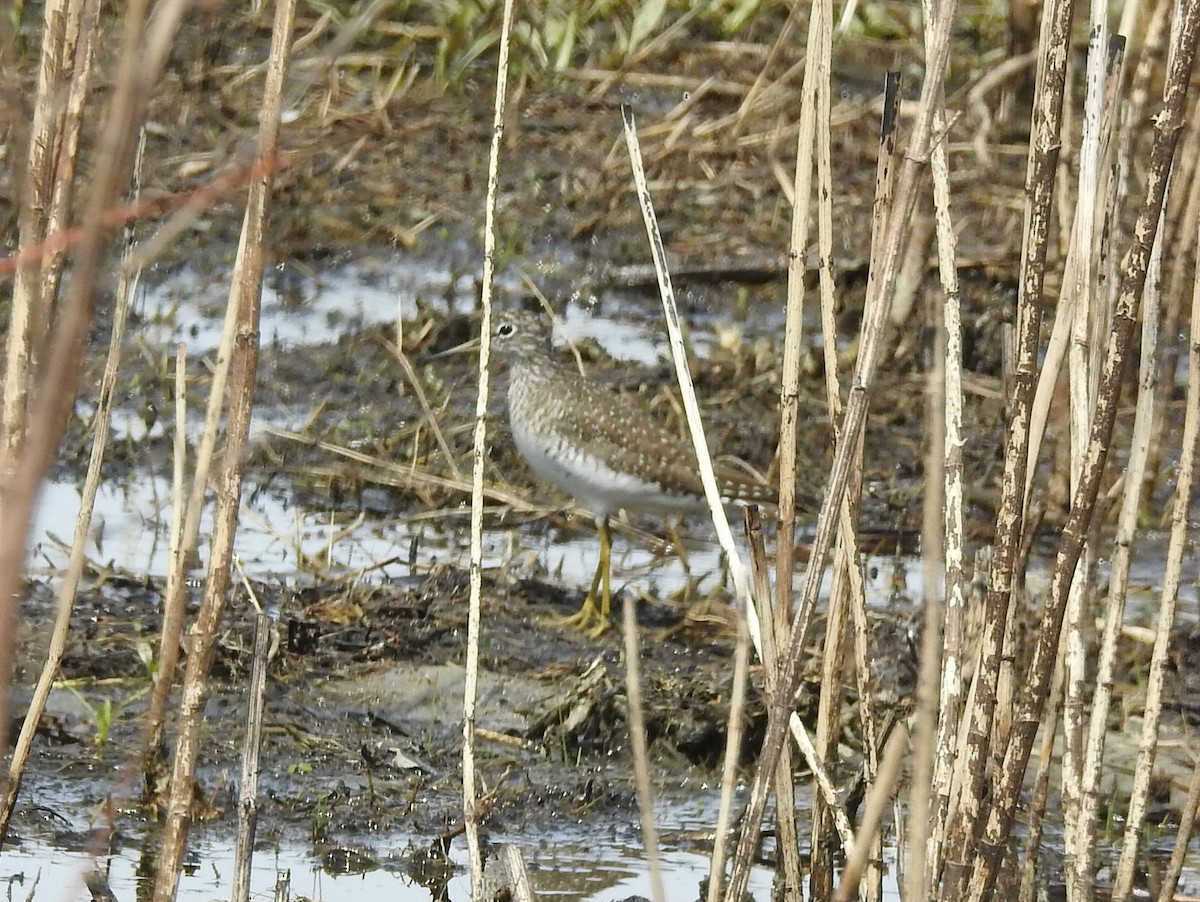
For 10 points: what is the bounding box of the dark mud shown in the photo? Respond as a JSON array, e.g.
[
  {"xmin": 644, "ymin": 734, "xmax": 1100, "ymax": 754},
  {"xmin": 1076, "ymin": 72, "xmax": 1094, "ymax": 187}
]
[{"xmin": 10, "ymin": 558, "xmax": 921, "ymax": 850}]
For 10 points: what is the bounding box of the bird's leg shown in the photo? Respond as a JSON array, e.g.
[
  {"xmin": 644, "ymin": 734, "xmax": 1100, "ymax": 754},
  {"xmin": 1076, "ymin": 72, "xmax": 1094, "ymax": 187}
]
[
  {"xmin": 552, "ymin": 516, "xmax": 613, "ymax": 636},
  {"xmin": 666, "ymin": 519, "xmax": 691, "ymax": 575},
  {"xmin": 591, "ymin": 516, "xmax": 613, "ymax": 638}
]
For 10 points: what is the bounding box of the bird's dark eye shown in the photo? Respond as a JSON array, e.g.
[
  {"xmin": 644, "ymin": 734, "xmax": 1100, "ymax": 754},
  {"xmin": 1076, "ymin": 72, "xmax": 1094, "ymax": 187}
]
[{"xmin": 496, "ymin": 322, "xmax": 515, "ymax": 338}]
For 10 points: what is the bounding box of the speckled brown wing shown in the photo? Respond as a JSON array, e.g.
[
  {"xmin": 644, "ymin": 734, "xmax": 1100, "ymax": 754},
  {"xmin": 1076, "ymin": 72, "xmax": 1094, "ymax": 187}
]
[
  {"xmin": 713, "ymin": 462, "xmax": 778, "ymax": 506},
  {"xmin": 546, "ymin": 373, "xmax": 775, "ymax": 507},
  {"xmin": 545, "ymin": 375, "xmax": 709, "ymax": 499}
]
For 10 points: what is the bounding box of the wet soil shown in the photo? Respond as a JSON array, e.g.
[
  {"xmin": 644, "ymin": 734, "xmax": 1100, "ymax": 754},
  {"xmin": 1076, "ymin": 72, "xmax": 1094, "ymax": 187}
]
[{"xmin": 10, "ymin": 560, "xmax": 922, "ymax": 855}]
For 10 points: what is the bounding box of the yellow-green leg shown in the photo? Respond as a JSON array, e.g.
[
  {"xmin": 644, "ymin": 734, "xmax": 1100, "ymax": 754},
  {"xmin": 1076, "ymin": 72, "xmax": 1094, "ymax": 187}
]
[{"xmin": 553, "ymin": 516, "xmax": 613, "ymax": 637}]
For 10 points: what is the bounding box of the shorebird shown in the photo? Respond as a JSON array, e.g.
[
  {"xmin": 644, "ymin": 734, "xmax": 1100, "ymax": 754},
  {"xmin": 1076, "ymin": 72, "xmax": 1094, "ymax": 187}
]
[{"xmin": 492, "ymin": 309, "xmax": 774, "ymax": 636}]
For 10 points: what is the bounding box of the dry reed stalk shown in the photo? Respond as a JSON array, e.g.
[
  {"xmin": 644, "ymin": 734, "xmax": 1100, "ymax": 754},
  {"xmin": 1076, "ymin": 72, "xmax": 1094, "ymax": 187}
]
[
  {"xmin": 1109, "ymin": 341, "xmax": 1191, "ymax": 898},
  {"xmin": 620, "ymin": 105, "xmax": 762, "ymax": 662},
  {"xmin": 724, "ymin": 507, "xmax": 801, "ymax": 900},
  {"xmin": 0, "ymin": 0, "xmax": 169, "ymax": 771},
  {"xmin": 834, "ymin": 498, "xmax": 877, "ymax": 841},
  {"xmin": 809, "ymin": 563, "xmax": 848, "ymax": 899},
  {"xmin": 2, "ymin": 0, "xmax": 69, "ymax": 467},
  {"xmin": 1137, "ymin": 0, "xmax": 1187, "ymax": 500},
  {"xmin": 260, "ymin": 428, "xmax": 534, "ymax": 509},
  {"xmin": 806, "ymin": 48, "xmax": 854, "ymax": 900},
  {"xmin": 1155, "ymin": 104, "xmax": 1200, "ymax": 411},
  {"xmin": 813, "ymin": 458, "xmax": 879, "ymax": 897},
  {"xmin": 1109, "ymin": 32, "xmax": 1200, "ymax": 902},
  {"xmin": 463, "ymin": 0, "xmax": 515, "ymax": 893},
  {"xmin": 0, "ymin": 3, "xmax": 64, "ymax": 782},
  {"xmin": 1156, "ymin": 749, "xmax": 1200, "ymax": 899},
  {"xmin": 921, "ymin": 34, "xmax": 967, "ymax": 894},
  {"xmin": 168, "ymin": 342, "xmax": 189, "ymax": 570},
  {"xmin": 84, "ymin": 869, "xmax": 118, "ymax": 902},
  {"xmin": 940, "ymin": 557, "xmax": 987, "ymax": 853},
  {"xmin": 231, "ymin": 608, "xmax": 273, "ymax": 902},
  {"xmin": 623, "ymin": 102, "xmax": 781, "ymax": 898},
  {"xmin": 140, "ymin": 97, "xmax": 285, "ymax": 790},
  {"xmin": 621, "ymin": 594, "xmax": 665, "ymax": 902},
  {"xmin": 811, "ymin": 75, "xmax": 896, "ymax": 880},
  {"xmin": 1158, "ymin": 111, "xmax": 1197, "ymax": 267},
  {"xmin": 890, "ymin": 215, "xmax": 935, "ymax": 330},
  {"xmin": 1016, "ymin": 657, "xmax": 1064, "ymax": 901},
  {"xmin": 805, "ymin": 23, "xmax": 843, "ymax": 900},
  {"xmin": 1024, "ymin": 43, "xmax": 1123, "ymax": 513},
  {"xmin": 1023, "ymin": 281, "xmax": 1077, "ymax": 504},
  {"xmin": 908, "ymin": 93, "xmax": 955, "ymax": 902},
  {"xmin": 1054, "ymin": 57, "xmax": 1077, "ymax": 260},
  {"xmin": 162, "ymin": 343, "xmax": 187, "ymax": 722},
  {"xmin": 939, "ymin": 0, "xmax": 1074, "ymax": 890},
  {"xmin": 0, "ymin": 135, "xmax": 143, "ymax": 841},
  {"xmin": 65, "ymin": 280, "xmax": 184, "ymax": 892},
  {"xmin": 725, "ymin": 4, "xmax": 960, "ymax": 899},
  {"xmin": 962, "ymin": 4, "xmax": 1200, "ymax": 896},
  {"xmin": 38, "ymin": 0, "xmax": 101, "ymax": 313},
  {"xmin": 38, "ymin": 0, "xmax": 99, "ymax": 299},
  {"xmin": 787, "ymin": 716, "xmax": 854, "ymax": 852},
  {"xmin": 1061, "ymin": 29, "xmax": 1126, "ymax": 896},
  {"xmin": 1076, "ymin": 47, "xmax": 1157, "ymax": 900},
  {"xmin": 706, "ymin": 508, "xmax": 761, "ymax": 902},
  {"xmin": 991, "ymin": 572, "xmax": 1018, "ymax": 755},
  {"xmin": 151, "ymin": 0, "xmax": 295, "ymax": 895},
  {"xmin": 814, "ymin": 71, "xmax": 902, "ymax": 902},
  {"xmin": 770, "ymin": 1, "xmax": 830, "ymax": 890},
  {"xmin": 383, "ymin": 338, "xmax": 463, "ymax": 482},
  {"xmin": 497, "ymin": 846, "xmax": 535, "ymax": 902},
  {"xmin": 834, "ymin": 721, "xmax": 909, "ymax": 901},
  {"xmin": 775, "ymin": 0, "xmax": 828, "ymax": 641}
]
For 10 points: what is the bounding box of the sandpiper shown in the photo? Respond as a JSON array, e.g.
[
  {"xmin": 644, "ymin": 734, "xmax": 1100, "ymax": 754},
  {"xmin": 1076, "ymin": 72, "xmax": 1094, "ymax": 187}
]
[{"xmin": 492, "ymin": 308, "xmax": 774, "ymax": 636}]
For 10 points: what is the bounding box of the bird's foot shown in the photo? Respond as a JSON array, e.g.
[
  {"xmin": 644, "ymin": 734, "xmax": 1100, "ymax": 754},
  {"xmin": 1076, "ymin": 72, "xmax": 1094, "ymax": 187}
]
[{"xmin": 548, "ymin": 596, "xmax": 611, "ymax": 637}]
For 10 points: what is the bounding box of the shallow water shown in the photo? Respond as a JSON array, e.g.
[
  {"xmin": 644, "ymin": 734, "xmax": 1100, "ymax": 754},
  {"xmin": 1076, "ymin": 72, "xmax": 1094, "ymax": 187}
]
[{"xmin": 3, "ymin": 801, "xmax": 796, "ymax": 902}]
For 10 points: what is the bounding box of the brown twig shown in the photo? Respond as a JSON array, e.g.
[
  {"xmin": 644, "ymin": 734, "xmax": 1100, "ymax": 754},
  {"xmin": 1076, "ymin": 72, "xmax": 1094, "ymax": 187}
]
[
  {"xmin": 151, "ymin": 0, "xmax": 295, "ymax": 895},
  {"xmin": 0, "ymin": 131, "xmax": 143, "ymax": 841},
  {"xmin": 0, "ymin": 155, "xmax": 297, "ymax": 279}
]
